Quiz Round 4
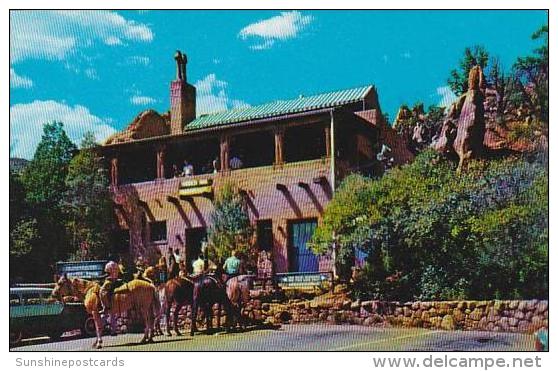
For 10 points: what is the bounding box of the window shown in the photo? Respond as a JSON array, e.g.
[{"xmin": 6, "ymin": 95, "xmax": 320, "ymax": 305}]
[
  {"xmin": 257, "ymin": 220, "xmax": 273, "ymax": 251},
  {"xmin": 150, "ymin": 221, "xmax": 167, "ymax": 243}
]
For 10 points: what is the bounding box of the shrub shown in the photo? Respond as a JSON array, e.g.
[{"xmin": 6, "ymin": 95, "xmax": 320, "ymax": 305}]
[{"xmin": 317, "ymin": 149, "xmax": 548, "ymax": 301}]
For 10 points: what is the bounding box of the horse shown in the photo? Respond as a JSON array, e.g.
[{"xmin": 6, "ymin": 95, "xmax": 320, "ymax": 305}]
[
  {"xmin": 159, "ymin": 277, "xmax": 194, "ymax": 336},
  {"xmin": 134, "ymin": 266, "xmax": 167, "ymax": 337},
  {"xmin": 52, "ymin": 275, "xmax": 160, "ymax": 349},
  {"xmin": 225, "ymin": 275, "xmax": 254, "ymax": 330},
  {"xmin": 190, "ymin": 274, "xmax": 240, "ymax": 336}
]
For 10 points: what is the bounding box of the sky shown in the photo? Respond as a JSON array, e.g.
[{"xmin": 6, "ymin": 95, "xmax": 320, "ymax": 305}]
[{"xmin": 9, "ymin": 10, "xmax": 548, "ymax": 159}]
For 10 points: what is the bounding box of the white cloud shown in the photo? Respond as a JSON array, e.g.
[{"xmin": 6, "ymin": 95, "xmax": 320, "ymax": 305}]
[
  {"xmin": 130, "ymin": 95, "xmax": 156, "ymax": 106},
  {"xmin": 104, "ymin": 36, "xmax": 122, "ymax": 46},
  {"xmin": 239, "ymin": 11, "xmax": 313, "ymax": 50},
  {"xmin": 10, "ymin": 100, "xmax": 116, "ymax": 159},
  {"xmin": 84, "ymin": 68, "xmax": 98, "ymax": 80},
  {"xmin": 10, "ymin": 68, "xmax": 33, "ymax": 89},
  {"xmin": 436, "ymin": 86, "xmax": 458, "ymax": 108},
  {"xmin": 127, "ymin": 56, "xmax": 150, "ymax": 66},
  {"xmin": 10, "ymin": 10, "xmax": 153, "ymax": 63},
  {"xmin": 250, "ymin": 40, "xmax": 275, "ymax": 50},
  {"xmin": 194, "ymin": 74, "xmax": 250, "ymax": 115}
]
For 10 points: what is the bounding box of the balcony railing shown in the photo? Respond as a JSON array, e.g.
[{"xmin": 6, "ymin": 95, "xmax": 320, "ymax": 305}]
[{"xmin": 116, "ymin": 157, "xmax": 330, "ymax": 187}]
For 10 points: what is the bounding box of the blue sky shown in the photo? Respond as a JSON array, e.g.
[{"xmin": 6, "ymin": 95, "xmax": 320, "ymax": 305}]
[{"xmin": 10, "ymin": 10, "xmax": 548, "ymax": 159}]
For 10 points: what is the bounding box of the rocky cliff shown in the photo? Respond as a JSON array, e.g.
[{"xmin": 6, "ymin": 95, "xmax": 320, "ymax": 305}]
[{"xmin": 104, "ymin": 109, "xmax": 171, "ymax": 145}]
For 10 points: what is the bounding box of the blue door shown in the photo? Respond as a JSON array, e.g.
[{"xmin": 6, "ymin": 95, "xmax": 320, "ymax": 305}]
[{"xmin": 289, "ymin": 219, "xmax": 319, "ymax": 272}]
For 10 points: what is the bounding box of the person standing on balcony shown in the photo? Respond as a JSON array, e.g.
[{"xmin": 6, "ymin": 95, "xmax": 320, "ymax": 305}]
[
  {"xmin": 229, "ymin": 155, "xmax": 243, "ymax": 170},
  {"xmin": 212, "ymin": 157, "xmax": 219, "ymax": 174},
  {"xmin": 183, "ymin": 160, "xmax": 194, "ymax": 176}
]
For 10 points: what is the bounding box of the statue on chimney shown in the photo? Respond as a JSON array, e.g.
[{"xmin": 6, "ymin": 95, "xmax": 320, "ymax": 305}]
[{"xmin": 174, "ymin": 50, "xmax": 187, "ymax": 81}]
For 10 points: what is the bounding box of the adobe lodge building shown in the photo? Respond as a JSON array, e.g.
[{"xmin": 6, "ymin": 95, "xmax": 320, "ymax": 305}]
[{"xmin": 100, "ymin": 51, "xmax": 412, "ymax": 275}]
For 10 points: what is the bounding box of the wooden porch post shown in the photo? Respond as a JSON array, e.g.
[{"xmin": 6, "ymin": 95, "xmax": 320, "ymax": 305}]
[
  {"xmin": 110, "ymin": 157, "xmax": 119, "ymax": 186},
  {"xmin": 220, "ymin": 134, "xmax": 230, "ymax": 172},
  {"xmin": 156, "ymin": 145, "xmax": 166, "ymax": 179},
  {"xmin": 274, "ymin": 127, "xmax": 285, "ymax": 166},
  {"xmin": 324, "ymin": 126, "xmax": 331, "ymax": 158}
]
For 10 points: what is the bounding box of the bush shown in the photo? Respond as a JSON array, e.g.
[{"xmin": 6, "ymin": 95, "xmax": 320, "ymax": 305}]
[
  {"xmin": 317, "ymin": 149, "xmax": 548, "ymax": 301},
  {"xmin": 207, "ymin": 182, "xmax": 256, "ymax": 267}
]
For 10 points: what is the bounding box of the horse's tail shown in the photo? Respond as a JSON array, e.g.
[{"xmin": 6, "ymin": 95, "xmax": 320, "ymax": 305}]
[
  {"xmin": 152, "ymin": 286, "xmax": 161, "ymax": 317},
  {"xmin": 221, "ymin": 283, "xmax": 241, "ymax": 320}
]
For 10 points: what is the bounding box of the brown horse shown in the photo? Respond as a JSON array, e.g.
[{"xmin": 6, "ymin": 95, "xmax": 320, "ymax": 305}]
[
  {"xmin": 160, "ymin": 277, "xmax": 194, "ymax": 336},
  {"xmin": 53, "ymin": 275, "xmax": 160, "ymax": 349},
  {"xmin": 190, "ymin": 275, "xmax": 240, "ymax": 336},
  {"xmin": 225, "ymin": 275, "xmax": 254, "ymax": 329}
]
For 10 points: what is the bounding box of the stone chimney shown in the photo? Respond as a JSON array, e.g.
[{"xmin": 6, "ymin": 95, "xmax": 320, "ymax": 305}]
[{"xmin": 170, "ymin": 50, "xmax": 196, "ymax": 135}]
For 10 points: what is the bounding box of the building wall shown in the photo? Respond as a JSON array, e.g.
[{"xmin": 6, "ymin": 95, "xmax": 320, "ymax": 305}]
[{"xmin": 111, "ymin": 158, "xmax": 333, "ymax": 273}]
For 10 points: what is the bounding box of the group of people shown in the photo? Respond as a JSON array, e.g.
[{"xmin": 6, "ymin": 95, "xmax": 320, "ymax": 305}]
[
  {"xmin": 169, "ymin": 154, "xmax": 246, "ymax": 178},
  {"xmin": 99, "ymin": 249, "xmax": 243, "ymax": 313},
  {"xmin": 170, "ymin": 158, "xmax": 219, "ymax": 178},
  {"xmin": 171, "ymin": 160, "xmax": 199, "ymax": 178}
]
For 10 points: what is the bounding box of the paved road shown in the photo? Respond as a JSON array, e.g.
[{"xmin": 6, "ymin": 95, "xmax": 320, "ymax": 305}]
[{"xmin": 12, "ymin": 324, "xmax": 534, "ymax": 351}]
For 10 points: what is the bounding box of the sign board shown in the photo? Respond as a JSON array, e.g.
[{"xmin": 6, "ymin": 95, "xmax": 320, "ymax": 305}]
[
  {"xmin": 56, "ymin": 260, "xmax": 108, "ymax": 280},
  {"xmin": 275, "ymin": 271, "xmax": 333, "ymax": 289},
  {"xmin": 179, "ymin": 178, "xmax": 213, "ymax": 197}
]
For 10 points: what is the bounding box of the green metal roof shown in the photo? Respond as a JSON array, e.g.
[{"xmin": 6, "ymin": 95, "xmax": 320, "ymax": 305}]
[{"xmin": 185, "ymin": 85, "xmax": 373, "ymax": 131}]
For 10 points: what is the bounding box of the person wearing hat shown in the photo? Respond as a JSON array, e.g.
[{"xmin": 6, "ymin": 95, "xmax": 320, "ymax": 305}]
[{"xmin": 99, "ymin": 260, "xmax": 122, "ymax": 314}]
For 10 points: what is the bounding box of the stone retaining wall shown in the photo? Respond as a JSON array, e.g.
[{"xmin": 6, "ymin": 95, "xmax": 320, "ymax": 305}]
[{"xmin": 115, "ymin": 298, "xmax": 548, "ymax": 335}]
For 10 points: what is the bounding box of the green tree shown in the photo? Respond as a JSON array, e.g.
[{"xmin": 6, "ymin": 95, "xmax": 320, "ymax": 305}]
[
  {"xmin": 9, "ymin": 170, "xmax": 40, "ymax": 281},
  {"xmin": 19, "ymin": 122, "xmax": 77, "ymax": 280},
  {"xmin": 448, "ymin": 45, "xmax": 489, "ymax": 95},
  {"xmin": 513, "ymin": 24, "xmax": 548, "ymax": 125},
  {"xmin": 9, "ymin": 170, "xmax": 26, "ymax": 231},
  {"xmin": 63, "ymin": 132, "xmax": 113, "ymax": 260},
  {"xmin": 21, "ymin": 122, "xmax": 76, "ymax": 206},
  {"xmin": 207, "ymin": 182, "xmax": 255, "ymax": 268},
  {"xmin": 10, "ymin": 218, "xmax": 39, "ymax": 259}
]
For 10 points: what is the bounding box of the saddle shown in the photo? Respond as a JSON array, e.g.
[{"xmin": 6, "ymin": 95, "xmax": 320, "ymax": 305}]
[
  {"xmin": 112, "ymin": 279, "xmax": 128, "ymax": 293},
  {"xmin": 136, "ymin": 275, "xmax": 154, "ymax": 285},
  {"xmin": 199, "ymin": 273, "xmax": 224, "ymax": 288}
]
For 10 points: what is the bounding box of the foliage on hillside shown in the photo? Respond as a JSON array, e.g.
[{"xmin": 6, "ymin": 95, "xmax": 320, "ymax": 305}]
[
  {"xmin": 10, "ymin": 124, "xmax": 113, "ymax": 282},
  {"xmin": 312, "ymin": 150, "xmax": 548, "ymax": 301}
]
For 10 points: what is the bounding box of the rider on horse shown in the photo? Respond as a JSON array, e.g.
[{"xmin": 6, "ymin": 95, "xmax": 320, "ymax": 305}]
[
  {"xmin": 99, "ymin": 260, "xmax": 123, "ymax": 314},
  {"xmin": 222, "ymin": 250, "xmax": 241, "ymax": 282}
]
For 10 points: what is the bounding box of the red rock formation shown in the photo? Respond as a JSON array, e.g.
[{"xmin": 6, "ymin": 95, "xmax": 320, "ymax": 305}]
[
  {"xmin": 434, "ymin": 65, "xmax": 547, "ymax": 162},
  {"xmin": 433, "ymin": 94, "xmax": 466, "ymax": 155},
  {"xmin": 104, "ymin": 109, "xmax": 170, "ymax": 145},
  {"xmin": 453, "ymin": 65, "xmax": 486, "ymax": 170}
]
